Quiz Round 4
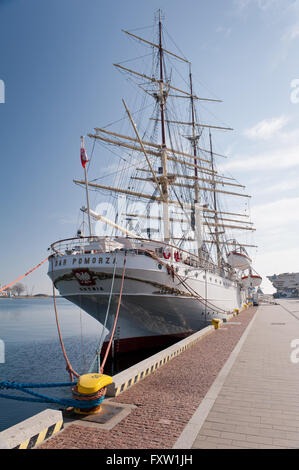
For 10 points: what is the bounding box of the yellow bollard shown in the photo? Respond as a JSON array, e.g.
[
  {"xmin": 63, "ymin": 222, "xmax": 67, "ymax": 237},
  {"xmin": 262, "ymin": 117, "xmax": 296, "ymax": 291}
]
[
  {"xmin": 211, "ymin": 318, "xmax": 221, "ymax": 329},
  {"xmin": 234, "ymin": 308, "xmax": 239, "ymax": 315},
  {"xmin": 243, "ymin": 304, "xmax": 248, "ymax": 309},
  {"xmin": 72, "ymin": 373, "xmax": 113, "ymax": 415}
]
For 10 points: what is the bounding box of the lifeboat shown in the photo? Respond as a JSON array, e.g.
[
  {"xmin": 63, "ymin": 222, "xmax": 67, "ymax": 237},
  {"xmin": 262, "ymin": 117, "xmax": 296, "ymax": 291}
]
[
  {"xmin": 241, "ymin": 274, "xmax": 262, "ymax": 288},
  {"xmin": 227, "ymin": 251, "xmax": 252, "ymax": 270}
]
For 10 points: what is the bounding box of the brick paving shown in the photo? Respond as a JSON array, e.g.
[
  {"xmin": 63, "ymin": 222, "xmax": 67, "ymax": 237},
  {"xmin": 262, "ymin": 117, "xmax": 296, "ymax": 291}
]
[
  {"xmin": 39, "ymin": 306, "xmax": 256, "ymax": 449},
  {"xmin": 192, "ymin": 300, "xmax": 299, "ymax": 449}
]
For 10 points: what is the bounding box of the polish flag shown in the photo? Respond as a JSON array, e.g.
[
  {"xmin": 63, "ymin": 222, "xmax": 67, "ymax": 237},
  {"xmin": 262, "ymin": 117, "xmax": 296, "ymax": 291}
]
[{"xmin": 80, "ymin": 145, "xmax": 88, "ymax": 168}]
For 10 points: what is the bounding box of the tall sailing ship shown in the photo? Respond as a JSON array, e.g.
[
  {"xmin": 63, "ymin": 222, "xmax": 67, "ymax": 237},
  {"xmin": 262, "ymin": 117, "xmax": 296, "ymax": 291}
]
[{"xmin": 48, "ymin": 13, "xmax": 261, "ymax": 353}]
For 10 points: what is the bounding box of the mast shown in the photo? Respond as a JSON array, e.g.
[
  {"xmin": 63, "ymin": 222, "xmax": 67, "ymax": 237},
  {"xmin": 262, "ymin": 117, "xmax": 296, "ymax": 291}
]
[
  {"xmin": 81, "ymin": 136, "xmax": 92, "ymax": 237},
  {"xmin": 209, "ymin": 130, "xmax": 221, "ymax": 267},
  {"xmin": 188, "ymin": 67, "xmax": 203, "ymax": 259},
  {"xmin": 122, "ymin": 99, "xmax": 164, "ymax": 200},
  {"xmin": 158, "ymin": 10, "xmax": 170, "ymax": 243},
  {"xmin": 80, "ymin": 14, "xmax": 255, "ymax": 259},
  {"xmin": 189, "ymin": 67, "xmax": 199, "ymax": 204}
]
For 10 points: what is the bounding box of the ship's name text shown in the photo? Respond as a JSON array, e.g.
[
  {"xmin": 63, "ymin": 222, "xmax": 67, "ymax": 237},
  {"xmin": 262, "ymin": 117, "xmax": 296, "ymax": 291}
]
[{"xmin": 54, "ymin": 256, "xmax": 115, "ymax": 267}]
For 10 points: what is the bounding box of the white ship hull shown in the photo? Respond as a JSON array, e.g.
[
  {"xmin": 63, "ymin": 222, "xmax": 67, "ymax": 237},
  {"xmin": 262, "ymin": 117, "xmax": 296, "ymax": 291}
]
[{"xmin": 48, "ymin": 248, "xmax": 247, "ymax": 352}]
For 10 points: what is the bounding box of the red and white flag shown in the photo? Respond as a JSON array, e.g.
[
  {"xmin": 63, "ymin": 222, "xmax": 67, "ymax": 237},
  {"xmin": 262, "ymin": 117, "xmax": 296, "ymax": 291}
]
[{"xmin": 80, "ymin": 146, "xmax": 88, "ymax": 168}]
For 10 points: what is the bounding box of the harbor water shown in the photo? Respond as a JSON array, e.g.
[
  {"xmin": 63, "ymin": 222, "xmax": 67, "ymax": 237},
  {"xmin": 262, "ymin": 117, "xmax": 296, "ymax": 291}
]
[
  {"xmin": 0, "ymin": 297, "xmax": 185, "ymax": 432},
  {"xmin": 0, "ymin": 297, "xmax": 108, "ymax": 431}
]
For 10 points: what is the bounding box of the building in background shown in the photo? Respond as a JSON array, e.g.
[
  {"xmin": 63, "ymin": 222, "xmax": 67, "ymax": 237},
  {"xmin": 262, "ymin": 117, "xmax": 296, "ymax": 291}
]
[{"xmin": 267, "ymin": 273, "xmax": 299, "ymax": 298}]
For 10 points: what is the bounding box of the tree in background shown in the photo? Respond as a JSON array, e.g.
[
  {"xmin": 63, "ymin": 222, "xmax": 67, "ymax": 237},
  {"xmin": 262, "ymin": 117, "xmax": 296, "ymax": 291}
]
[{"xmin": 11, "ymin": 283, "xmax": 25, "ymax": 296}]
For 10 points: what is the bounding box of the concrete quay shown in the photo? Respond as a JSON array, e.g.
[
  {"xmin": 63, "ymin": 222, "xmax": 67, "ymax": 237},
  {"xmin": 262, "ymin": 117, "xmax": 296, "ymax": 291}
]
[{"xmin": 38, "ymin": 305, "xmax": 257, "ymax": 449}]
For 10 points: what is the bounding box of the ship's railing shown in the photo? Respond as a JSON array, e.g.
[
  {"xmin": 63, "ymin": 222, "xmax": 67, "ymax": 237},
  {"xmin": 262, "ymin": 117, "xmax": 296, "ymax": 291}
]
[
  {"xmin": 49, "ymin": 236, "xmax": 232, "ymax": 278},
  {"xmin": 50, "ymin": 236, "xmax": 99, "ymax": 256}
]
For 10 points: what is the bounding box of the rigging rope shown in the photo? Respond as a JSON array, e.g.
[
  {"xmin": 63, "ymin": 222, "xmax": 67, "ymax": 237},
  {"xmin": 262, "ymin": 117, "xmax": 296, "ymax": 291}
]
[
  {"xmin": 100, "ymin": 255, "xmax": 127, "ymax": 374},
  {"xmin": 146, "ymin": 250, "xmax": 227, "ymax": 314},
  {"xmin": 88, "ymin": 255, "xmax": 118, "ymax": 373},
  {"xmin": 51, "ymin": 260, "xmax": 79, "ymax": 381},
  {"xmin": 79, "ymin": 301, "xmax": 87, "ymax": 372}
]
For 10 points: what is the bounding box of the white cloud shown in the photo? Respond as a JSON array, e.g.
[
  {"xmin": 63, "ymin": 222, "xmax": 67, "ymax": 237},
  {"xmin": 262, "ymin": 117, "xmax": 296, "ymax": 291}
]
[
  {"xmin": 283, "ymin": 23, "xmax": 299, "ymax": 42},
  {"xmin": 220, "ymin": 116, "xmax": 299, "ymax": 173},
  {"xmin": 252, "ymin": 197, "xmax": 299, "ymax": 229},
  {"xmin": 278, "ymin": 20, "xmax": 299, "ymax": 64},
  {"xmin": 280, "ymin": 1, "xmax": 299, "ymax": 40},
  {"xmin": 234, "ymin": 0, "xmax": 286, "ymax": 12},
  {"xmin": 220, "ymin": 143, "xmax": 299, "ymax": 172},
  {"xmin": 254, "ymin": 178, "xmax": 299, "ymax": 195},
  {"xmin": 243, "ymin": 115, "xmax": 289, "ymax": 140},
  {"xmin": 233, "ymin": 0, "xmax": 299, "ymax": 66},
  {"xmin": 256, "ymin": 0, "xmax": 280, "ymax": 10}
]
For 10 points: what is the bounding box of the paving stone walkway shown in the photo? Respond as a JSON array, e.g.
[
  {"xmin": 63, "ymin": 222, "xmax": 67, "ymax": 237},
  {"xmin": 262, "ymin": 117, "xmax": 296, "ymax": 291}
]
[
  {"xmin": 190, "ymin": 300, "xmax": 299, "ymax": 449},
  {"xmin": 39, "ymin": 307, "xmax": 256, "ymax": 449}
]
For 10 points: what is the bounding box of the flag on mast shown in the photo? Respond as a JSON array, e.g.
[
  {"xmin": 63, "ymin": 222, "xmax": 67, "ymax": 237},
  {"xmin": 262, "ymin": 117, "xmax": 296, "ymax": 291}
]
[{"xmin": 80, "ymin": 139, "xmax": 88, "ymax": 168}]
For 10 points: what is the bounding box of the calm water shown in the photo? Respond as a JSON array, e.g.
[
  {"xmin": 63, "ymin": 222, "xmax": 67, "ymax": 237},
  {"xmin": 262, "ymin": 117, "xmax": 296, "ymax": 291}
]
[
  {"xmin": 0, "ymin": 297, "xmax": 175, "ymax": 432},
  {"xmin": 0, "ymin": 297, "xmax": 107, "ymax": 432}
]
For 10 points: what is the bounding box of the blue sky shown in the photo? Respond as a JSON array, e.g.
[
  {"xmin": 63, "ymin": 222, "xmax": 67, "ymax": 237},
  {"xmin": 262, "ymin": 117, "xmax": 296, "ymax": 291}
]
[{"xmin": 0, "ymin": 0, "xmax": 299, "ymax": 294}]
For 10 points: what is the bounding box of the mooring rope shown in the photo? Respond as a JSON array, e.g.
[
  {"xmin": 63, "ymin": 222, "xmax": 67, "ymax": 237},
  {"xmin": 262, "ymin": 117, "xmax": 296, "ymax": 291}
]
[
  {"xmin": 0, "ymin": 257, "xmax": 49, "ymax": 294},
  {"xmin": 51, "ymin": 261, "xmax": 79, "ymax": 381},
  {"xmin": 0, "ymin": 254, "xmax": 113, "ymax": 409},
  {"xmin": 0, "ymin": 381, "xmax": 105, "ymax": 408}
]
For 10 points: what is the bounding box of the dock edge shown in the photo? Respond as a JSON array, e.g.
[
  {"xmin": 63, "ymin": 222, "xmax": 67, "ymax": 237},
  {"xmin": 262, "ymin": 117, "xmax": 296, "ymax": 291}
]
[{"xmin": 0, "ymin": 409, "xmax": 63, "ymax": 449}]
